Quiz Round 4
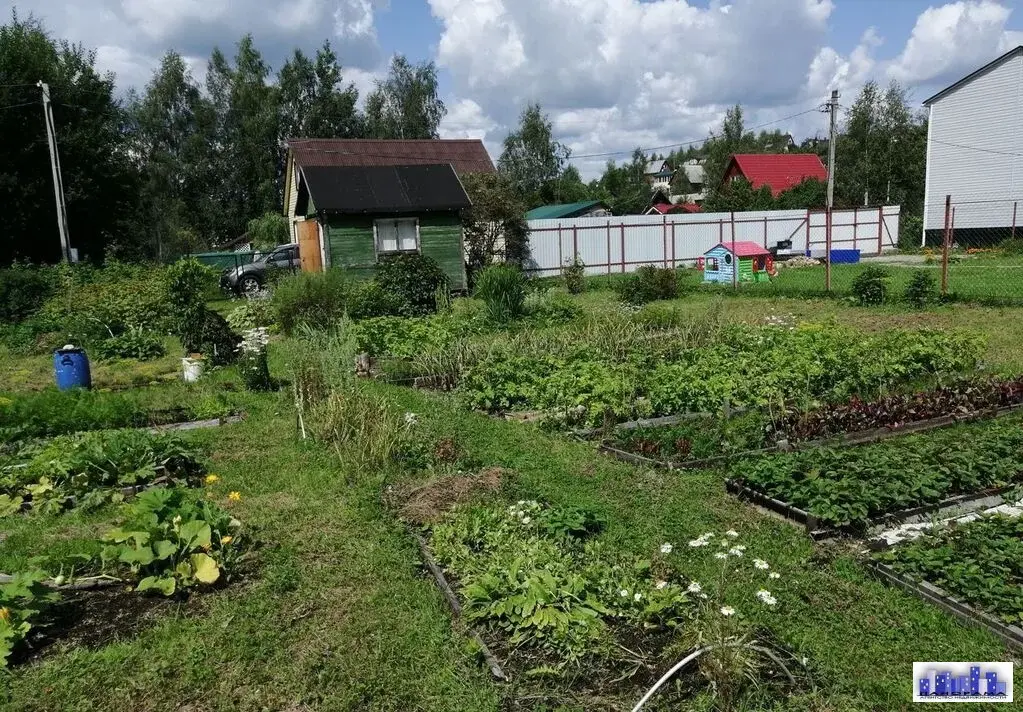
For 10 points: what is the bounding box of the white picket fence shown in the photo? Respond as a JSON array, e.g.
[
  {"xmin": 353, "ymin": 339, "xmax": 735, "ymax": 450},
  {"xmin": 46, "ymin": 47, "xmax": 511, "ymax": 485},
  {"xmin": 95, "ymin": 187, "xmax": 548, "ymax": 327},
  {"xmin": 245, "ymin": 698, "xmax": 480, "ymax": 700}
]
[{"xmin": 523, "ymin": 205, "xmax": 901, "ymax": 276}]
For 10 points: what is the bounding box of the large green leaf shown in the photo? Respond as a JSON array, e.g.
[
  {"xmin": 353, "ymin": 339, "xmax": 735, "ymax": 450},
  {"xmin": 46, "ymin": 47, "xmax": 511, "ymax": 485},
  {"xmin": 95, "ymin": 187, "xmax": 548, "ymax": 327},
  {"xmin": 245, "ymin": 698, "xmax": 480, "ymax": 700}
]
[
  {"xmin": 136, "ymin": 576, "xmax": 176, "ymax": 596},
  {"xmin": 179, "ymin": 520, "xmax": 212, "ymax": 550},
  {"xmin": 153, "ymin": 540, "xmax": 177, "ymax": 560},
  {"xmin": 119, "ymin": 545, "xmax": 155, "ymax": 566},
  {"xmin": 189, "ymin": 553, "xmax": 220, "ymax": 584}
]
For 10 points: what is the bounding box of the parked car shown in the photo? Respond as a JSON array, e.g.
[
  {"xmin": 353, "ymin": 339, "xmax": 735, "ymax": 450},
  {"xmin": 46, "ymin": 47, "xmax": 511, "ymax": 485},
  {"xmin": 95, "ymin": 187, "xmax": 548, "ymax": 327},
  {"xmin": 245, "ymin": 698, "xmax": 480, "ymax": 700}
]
[{"xmin": 221, "ymin": 243, "xmax": 299, "ymax": 293}]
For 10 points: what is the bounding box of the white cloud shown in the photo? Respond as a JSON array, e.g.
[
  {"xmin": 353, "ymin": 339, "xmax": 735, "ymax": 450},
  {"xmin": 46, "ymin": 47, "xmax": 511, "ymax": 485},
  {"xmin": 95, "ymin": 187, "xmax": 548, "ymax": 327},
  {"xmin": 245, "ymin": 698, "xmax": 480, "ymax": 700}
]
[
  {"xmin": 887, "ymin": 1, "xmax": 1014, "ymax": 85},
  {"xmin": 439, "ymin": 98, "xmax": 498, "ymax": 140}
]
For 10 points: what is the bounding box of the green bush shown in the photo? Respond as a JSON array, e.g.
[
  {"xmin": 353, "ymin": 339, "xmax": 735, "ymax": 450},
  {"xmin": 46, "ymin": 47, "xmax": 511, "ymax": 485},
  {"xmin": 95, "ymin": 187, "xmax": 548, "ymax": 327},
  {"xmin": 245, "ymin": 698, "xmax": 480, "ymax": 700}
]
[
  {"xmin": 91, "ymin": 328, "xmax": 167, "ymax": 361},
  {"xmin": 0, "ymin": 264, "xmax": 58, "ymax": 323},
  {"xmin": 166, "ymin": 258, "xmax": 218, "ymax": 313},
  {"xmin": 851, "ymin": 266, "xmax": 889, "ymax": 305},
  {"xmin": 903, "ymin": 270, "xmax": 936, "ymax": 308},
  {"xmin": 346, "ymin": 280, "xmax": 403, "ymax": 320},
  {"xmin": 562, "ymin": 257, "xmax": 586, "ymax": 294},
  {"xmin": 376, "ymin": 254, "xmax": 449, "ymax": 316},
  {"xmin": 524, "ymin": 288, "xmax": 582, "ymax": 325},
  {"xmin": 615, "ymin": 266, "xmax": 679, "ymax": 305},
  {"xmin": 1000, "ymin": 237, "xmax": 1023, "ymax": 255},
  {"xmin": 273, "ymin": 270, "xmax": 401, "ymax": 334},
  {"xmin": 179, "ymin": 310, "xmax": 239, "ymax": 365},
  {"xmin": 473, "ymin": 264, "xmax": 526, "ymax": 322}
]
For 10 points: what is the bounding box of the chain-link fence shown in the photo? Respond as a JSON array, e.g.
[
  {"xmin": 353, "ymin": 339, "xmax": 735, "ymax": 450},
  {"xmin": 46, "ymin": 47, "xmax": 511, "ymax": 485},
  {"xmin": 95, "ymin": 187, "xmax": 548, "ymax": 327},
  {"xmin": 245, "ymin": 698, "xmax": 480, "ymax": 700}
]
[{"xmin": 926, "ymin": 196, "xmax": 1023, "ymax": 305}]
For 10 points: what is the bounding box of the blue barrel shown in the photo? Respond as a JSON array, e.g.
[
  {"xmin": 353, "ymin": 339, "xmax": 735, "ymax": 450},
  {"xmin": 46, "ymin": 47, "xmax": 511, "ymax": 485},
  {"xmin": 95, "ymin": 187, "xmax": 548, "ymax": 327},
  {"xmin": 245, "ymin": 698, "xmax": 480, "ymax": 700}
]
[{"xmin": 54, "ymin": 346, "xmax": 92, "ymax": 391}]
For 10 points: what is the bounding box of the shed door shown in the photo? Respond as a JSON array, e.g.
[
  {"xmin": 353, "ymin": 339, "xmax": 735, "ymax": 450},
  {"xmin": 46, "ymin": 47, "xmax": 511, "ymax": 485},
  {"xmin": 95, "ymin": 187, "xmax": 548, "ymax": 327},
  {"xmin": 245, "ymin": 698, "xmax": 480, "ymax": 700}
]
[{"xmin": 298, "ymin": 220, "xmax": 322, "ymax": 272}]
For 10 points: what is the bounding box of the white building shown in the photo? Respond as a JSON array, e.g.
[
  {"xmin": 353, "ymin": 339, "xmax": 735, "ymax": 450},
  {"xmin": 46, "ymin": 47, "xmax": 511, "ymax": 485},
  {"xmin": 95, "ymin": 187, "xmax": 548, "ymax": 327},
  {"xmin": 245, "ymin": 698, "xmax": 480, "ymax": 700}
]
[{"xmin": 923, "ymin": 46, "xmax": 1023, "ymax": 245}]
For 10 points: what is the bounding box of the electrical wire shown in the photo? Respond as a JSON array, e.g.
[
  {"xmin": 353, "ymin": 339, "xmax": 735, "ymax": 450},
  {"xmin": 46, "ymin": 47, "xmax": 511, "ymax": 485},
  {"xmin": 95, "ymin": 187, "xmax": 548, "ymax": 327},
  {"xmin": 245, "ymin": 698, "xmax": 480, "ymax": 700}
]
[{"xmin": 0, "ymin": 101, "xmax": 36, "ymax": 111}]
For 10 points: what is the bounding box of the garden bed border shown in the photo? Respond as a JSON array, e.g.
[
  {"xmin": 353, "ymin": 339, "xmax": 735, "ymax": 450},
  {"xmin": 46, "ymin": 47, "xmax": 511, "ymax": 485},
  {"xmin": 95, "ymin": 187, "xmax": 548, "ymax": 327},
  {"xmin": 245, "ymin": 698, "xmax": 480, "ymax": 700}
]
[
  {"xmin": 599, "ymin": 402, "xmax": 1023, "ymax": 471},
  {"xmin": 868, "ymin": 561, "xmax": 1023, "ymax": 651},
  {"xmin": 725, "ymin": 479, "xmax": 1020, "ymax": 542}
]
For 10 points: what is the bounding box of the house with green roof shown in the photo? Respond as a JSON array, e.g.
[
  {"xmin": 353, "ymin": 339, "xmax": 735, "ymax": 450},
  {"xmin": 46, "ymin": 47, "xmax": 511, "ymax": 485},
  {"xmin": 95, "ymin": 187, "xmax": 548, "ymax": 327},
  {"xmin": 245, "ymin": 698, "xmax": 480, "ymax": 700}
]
[{"xmin": 526, "ymin": 200, "xmax": 610, "ymax": 220}]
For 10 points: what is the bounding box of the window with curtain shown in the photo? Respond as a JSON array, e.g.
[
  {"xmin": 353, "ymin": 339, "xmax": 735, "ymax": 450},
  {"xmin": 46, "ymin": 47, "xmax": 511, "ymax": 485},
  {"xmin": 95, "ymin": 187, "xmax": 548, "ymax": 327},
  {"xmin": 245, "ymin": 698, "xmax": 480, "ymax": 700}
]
[{"xmin": 375, "ymin": 218, "xmax": 419, "ymax": 254}]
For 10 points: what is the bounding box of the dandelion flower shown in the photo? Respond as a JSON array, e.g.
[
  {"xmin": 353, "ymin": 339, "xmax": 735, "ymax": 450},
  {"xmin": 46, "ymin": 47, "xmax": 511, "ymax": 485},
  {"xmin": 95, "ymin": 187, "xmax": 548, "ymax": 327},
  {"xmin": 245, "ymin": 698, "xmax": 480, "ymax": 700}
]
[
  {"xmin": 719, "ymin": 606, "xmax": 736, "ymax": 617},
  {"xmin": 619, "ymin": 589, "xmax": 629, "ymax": 598},
  {"xmin": 687, "ymin": 581, "xmax": 702, "ymax": 594},
  {"xmin": 659, "ymin": 543, "xmax": 674, "ymax": 554},
  {"xmin": 204, "ymin": 474, "xmax": 219, "ymax": 485},
  {"xmin": 634, "ymin": 592, "xmax": 643, "ymax": 602},
  {"xmin": 769, "ymin": 572, "xmax": 781, "ymax": 580},
  {"xmin": 714, "ymin": 552, "xmax": 729, "ymax": 560},
  {"xmin": 753, "ymin": 559, "xmax": 769, "ymax": 570},
  {"xmin": 728, "ymin": 547, "xmax": 744, "ymax": 557},
  {"xmin": 228, "ymin": 491, "xmax": 242, "ymax": 502},
  {"xmin": 725, "ymin": 530, "xmax": 739, "ymax": 538},
  {"xmin": 221, "ymin": 535, "xmax": 233, "ymax": 546},
  {"xmin": 655, "ymin": 581, "xmax": 668, "ymax": 590}
]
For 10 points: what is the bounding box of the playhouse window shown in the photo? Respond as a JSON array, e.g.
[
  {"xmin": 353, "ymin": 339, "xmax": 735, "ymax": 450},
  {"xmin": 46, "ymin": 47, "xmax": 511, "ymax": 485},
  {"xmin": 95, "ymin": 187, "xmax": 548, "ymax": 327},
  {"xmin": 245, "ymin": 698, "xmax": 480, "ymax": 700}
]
[
  {"xmin": 375, "ymin": 218, "xmax": 419, "ymax": 254},
  {"xmin": 706, "ymin": 257, "xmax": 719, "ymax": 271},
  {"xmin": 724, "ymin": 253, "xmax": 733, "ymax": 266}
]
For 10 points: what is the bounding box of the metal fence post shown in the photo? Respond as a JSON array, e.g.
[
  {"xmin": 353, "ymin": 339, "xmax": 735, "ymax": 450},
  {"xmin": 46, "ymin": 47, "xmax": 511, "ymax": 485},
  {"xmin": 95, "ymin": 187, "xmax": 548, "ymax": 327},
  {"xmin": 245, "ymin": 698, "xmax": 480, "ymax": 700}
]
[
  {"xmin": 606, "ymin": 220, "xmax": 612, "ymax": 275},
  {"xmin": 941, "ymin": 194, "xmax": 951, "ymax": 296},
  {"xmin": 877, "ymin": 206, "xmax": 883, "ymax": 254},
  {"xmin": 1013, "ymin": 202, "xmax": 1018, "ymax": 241},
  {"xmin": 620, "ymin": 223, "xmax": 626, "ymax": 273},
  {"xmin": 731, "ymin": 211, "xmax": 737, "ymax": 290},
  {"xmin": 572, "ymin": 225, "xmax": 578, "ymax": 263}
]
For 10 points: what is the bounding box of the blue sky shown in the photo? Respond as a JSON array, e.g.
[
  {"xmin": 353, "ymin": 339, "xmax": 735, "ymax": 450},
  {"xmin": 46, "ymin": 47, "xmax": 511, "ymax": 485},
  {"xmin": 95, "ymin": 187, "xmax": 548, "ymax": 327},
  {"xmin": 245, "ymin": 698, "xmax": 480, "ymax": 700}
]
[{"xmin": 15, "ymin": 0, "xmax": 1023, "ymax": 177}]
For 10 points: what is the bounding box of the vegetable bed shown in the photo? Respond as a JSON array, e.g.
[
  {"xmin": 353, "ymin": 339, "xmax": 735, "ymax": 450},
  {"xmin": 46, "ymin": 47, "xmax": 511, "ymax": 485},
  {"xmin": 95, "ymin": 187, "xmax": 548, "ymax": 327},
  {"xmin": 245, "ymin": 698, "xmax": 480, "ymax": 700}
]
[
  {"xmin": 0, "ymin": 430, "xmax": 206, "ymax": 515},
  {"xmin": 874, "ymin": 513, "xmax": 1023, "ymax": 632},
  {"xmin": 732, "ymin": 417, "xmax": 1023, "ymax": 529}
]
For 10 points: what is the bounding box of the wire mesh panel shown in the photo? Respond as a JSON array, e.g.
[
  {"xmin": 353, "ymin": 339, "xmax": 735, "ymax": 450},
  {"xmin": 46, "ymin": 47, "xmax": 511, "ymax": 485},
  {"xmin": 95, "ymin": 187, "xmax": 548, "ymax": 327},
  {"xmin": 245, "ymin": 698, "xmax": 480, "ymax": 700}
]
[{"xmin": 938, "ymin": 197, "xmax": 1023, "ymax": 305}]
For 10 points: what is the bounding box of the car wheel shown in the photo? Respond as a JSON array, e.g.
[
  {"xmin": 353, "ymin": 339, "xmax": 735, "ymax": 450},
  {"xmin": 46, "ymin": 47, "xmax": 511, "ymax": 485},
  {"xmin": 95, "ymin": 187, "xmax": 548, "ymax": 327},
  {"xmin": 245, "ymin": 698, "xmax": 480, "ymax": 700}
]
[{"xmin": 239, "ymin": 275, "xmax": 261, "ymax": 294}]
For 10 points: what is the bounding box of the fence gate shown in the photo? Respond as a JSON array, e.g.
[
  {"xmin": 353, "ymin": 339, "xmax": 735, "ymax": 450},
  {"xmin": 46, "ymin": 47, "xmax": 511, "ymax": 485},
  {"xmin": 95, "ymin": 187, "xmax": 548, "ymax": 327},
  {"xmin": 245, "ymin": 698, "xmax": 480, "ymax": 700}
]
[{"xmin": 298, "ymin": 220, "xmax": 322, "ymax": 273}]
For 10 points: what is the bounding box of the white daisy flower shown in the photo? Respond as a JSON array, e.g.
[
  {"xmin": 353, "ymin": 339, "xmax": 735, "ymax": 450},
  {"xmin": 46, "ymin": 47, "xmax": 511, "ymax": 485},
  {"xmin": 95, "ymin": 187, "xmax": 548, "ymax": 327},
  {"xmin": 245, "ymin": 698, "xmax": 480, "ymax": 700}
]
[
  {"xmin": 634, "ymin": 592, "xmax": 643, "ymax": 602},
  {"xmin": 769, "ymin": 572, "xmax": 781, "ymax": 580},
  {"xmin": 687, "ymin": 581, "xmax": 702, "ymax": 594},
  {"xmin": 714, "ymin": 552, "xmax": 729, "ymax": 560},
  {"xmin": 688, "ymin": 539, "xmax": 709, "ymax": 548},
  {"xmin": 728, "ymin": 547, "xmax": 744, "ymax": 557},
  {"xmin": 619, "ymin": 589, "xmax": 629, "ymax": 598},
  {"xmin": 655, "ymin": 581, "xmax": 668, "ymax": 590},
  {"xmin": 521, "ymin": 516, "xmax": 531, "ymax": 525},
  {"xmin": 725, "ymin": 530, "xmax": 739, "ymax": 538},
  {"xmin": 660, "ymin": 543, "xmax": 673, "ymax": 554},
  {"xmin": 404, "ymin": 412, "xmax": 418, "ymax": 426},
  {"xmin": 719, "ymin": 606, "xmax": 736, "ymax": 617},
  {"xmin": 754, "ymin": 559, "xmax": 769, "ymax": 570},
  {"xmin": 755, "ymin": 589, "xmax": 777, "ymax": 606}
]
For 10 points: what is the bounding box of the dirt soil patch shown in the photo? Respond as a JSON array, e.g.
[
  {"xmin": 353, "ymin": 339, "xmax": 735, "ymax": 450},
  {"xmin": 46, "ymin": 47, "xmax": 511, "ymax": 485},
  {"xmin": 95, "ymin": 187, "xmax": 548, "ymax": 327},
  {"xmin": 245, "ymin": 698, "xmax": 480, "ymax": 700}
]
[
  {"xmin": 389, "ymin": 466, "xmax": 507, "ymax": 526},
  {"xmin": 13, "ymin": 586, "xmax": 208, "ymax": 665}
]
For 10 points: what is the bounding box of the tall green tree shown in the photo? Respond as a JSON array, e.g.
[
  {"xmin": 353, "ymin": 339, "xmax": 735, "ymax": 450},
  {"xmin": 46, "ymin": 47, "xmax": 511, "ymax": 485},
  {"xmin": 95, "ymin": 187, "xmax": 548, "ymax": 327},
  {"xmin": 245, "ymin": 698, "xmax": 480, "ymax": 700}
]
[
  {"xmin": 498, "ymin": 103, "xmax": 570, "ymax": 208},
  {"xmin": 278, "ymin": 42, "xmax": 362, "ymax": 141},
  {"xmin": 591, "ymin": 149, "xmax": 651, "ymax": 215},
  {"xmin": 364, "ymin": 55, "xmax": 445, "ymax": 139},
  {"xmin": 0, "ymin": 12, "xmax": 140, "ymax": 264},
  {"xmin": 130, "ymin": 51, "xmax": 217, "ymax": 259},
  {"xmin": 460, "ymin": 173, "xmax": 530, "ymax": 283},
  {"xmin": 205, "ymin": 36, "xmax": 280, "ymax": 245}
]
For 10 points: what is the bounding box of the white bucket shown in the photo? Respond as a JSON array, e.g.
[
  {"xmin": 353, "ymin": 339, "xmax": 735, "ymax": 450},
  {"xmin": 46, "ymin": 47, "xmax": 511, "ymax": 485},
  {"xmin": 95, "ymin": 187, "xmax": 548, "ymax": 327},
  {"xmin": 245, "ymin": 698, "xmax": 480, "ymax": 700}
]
[{"xmin": 182, "ymin": 357, "xmax": 205, "ymax": 383}]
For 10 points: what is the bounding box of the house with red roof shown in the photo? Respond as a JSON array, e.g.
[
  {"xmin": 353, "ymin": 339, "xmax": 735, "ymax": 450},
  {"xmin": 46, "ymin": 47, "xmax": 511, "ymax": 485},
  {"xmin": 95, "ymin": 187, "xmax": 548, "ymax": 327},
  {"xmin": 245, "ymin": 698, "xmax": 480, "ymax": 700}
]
[{"xmin": 722, "ymin": 154, "xmax": 828, "ymax": 197}]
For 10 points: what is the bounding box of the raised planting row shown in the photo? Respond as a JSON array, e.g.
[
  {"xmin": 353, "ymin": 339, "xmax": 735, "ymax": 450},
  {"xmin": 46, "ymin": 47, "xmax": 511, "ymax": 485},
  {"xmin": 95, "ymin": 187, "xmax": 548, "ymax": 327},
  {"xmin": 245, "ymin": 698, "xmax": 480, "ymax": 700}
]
[
  {"xmin": 732, "ymin": 416, "xmax": 1023, "ymax": 530},
  {"xmin": 606, "ymin": 377, "xmax": 1023, "ymax": 466},
  {"xmin": 459, "ymin": 324, "xmax": 983, "ymax": 426},
  {"xmin": 2, "ymin": 486, "xmax": 249, "ymax": 666},
  {"xmin": 874, "ymin": 513, "xmax": 1023, "ymax": 631},
  {"xmin": 427, "ymin": 500, "xmax": 802, "ymax": 707},
  {"xmin": 0, "ymin": 429, "xmax": 206, "ymax": 515},
  {"xmin": 0, "ymin": 385, "xmax": 239, "ymax": 442}
]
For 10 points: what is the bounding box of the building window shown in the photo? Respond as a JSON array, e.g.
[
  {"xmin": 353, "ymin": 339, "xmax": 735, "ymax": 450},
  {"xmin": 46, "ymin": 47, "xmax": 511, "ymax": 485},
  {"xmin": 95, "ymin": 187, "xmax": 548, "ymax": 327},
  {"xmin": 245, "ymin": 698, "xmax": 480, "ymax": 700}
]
[
  {"xmin": 375, "ymin": 218, "xmax": 419, "ymax": 254},
  {"xmin": 706, "ymin": 257, "xmax": 719, "ymax": 271},
  {"xmin": 724, "ymin": 253, "xmax": 733, "ymax": 266}
]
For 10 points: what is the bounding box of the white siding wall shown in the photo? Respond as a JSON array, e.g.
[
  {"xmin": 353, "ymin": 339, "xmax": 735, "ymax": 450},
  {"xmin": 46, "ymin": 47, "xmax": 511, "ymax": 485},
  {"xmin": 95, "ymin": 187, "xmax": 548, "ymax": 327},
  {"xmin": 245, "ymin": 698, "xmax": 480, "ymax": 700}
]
[{"xmin": 925, "ymin": 52, "xmax": 1023, "ymax": 232}]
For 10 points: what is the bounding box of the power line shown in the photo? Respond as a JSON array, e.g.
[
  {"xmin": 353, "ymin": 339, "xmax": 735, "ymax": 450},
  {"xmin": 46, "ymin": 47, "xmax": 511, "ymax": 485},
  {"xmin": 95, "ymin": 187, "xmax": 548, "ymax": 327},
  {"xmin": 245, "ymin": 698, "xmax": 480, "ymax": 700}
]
[
  {"xmin": 929, "ymin": 138, "xmax": 1023, "ymax": 158},
  {"xmin": 0, "ymin": 101, "xmax": 36, "ymax": 111}
]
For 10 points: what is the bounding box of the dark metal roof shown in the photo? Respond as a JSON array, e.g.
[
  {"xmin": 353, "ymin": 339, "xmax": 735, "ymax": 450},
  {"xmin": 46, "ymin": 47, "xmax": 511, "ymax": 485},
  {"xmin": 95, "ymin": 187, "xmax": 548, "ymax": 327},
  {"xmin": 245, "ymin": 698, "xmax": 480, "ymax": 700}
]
[
  {"xmin": 287, "ymin": 138, "xmax": 495, "ymax": 175},
  {"xmin": 923, "ymin": 46, "xmax": 1023, "ymax": 106},
  {"xmin": 300, "ymin": 164, "xmax": 471, "ymax": 214}
]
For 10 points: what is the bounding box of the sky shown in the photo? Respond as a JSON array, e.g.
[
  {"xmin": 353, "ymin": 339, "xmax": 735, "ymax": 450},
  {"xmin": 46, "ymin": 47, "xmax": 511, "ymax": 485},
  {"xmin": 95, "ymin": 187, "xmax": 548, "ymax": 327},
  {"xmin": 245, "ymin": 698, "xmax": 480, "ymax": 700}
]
[{"xmin": 12, "ymin": 0, "xmax": 1023, "ymax": 178}]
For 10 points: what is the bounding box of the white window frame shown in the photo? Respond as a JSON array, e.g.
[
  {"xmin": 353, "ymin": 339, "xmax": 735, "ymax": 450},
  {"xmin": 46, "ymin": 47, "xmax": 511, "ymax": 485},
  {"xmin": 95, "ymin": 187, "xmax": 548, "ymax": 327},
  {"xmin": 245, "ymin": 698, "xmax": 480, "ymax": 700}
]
[
  {"xmin": 706, "ymin": 257, "xmax": 719, "ymax": 272},
  {"xmin": 373, "ymin": 217, "xmax": 421, "ymax": 257}
]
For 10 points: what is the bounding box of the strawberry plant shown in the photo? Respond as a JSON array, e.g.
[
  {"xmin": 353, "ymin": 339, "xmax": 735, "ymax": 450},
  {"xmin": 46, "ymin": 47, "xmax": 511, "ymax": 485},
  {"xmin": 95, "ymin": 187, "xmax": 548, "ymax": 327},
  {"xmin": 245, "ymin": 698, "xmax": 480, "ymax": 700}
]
[
  {"xmin": 737, "ymin": 417, "xmax": 1023, "ymax": 528},
  {"xmin": 876, "ymin": 514, "xmax": 1023, "ymax": 625},
  {"xmin": 98, "ymin": 487, "xmax": 245, "ymax": 596}
]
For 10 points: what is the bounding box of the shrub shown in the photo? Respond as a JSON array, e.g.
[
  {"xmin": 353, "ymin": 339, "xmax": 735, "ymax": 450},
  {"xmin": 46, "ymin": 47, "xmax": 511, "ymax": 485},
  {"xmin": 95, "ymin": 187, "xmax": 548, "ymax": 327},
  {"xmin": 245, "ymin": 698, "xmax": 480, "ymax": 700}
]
[
  {"xmin": 166, "ymin": 258, "xmax": 218, "ymax": 313},
  {"xmin": 1001, "ymin": 237, "xmax": 1023, "ymax": 255},
  {"xmin": 376, "ymin": 254, "xmax": 449, "ymax": 316},
  {"xmin": 237, "ymin": 328, "xmax": 273, "ymax": 391},
  {"xmin": 562, "ymin": 257, "xmax": 586, "ymax": 294},
  {"xmin": 850, "ymin": 266, "xmax": 889, "ymax": 305},
  {"xmin": 473, "ymin": 264, "xmax": 526, "ymax": 322},
  {"xmin": 273, "ymin": 270, "xmax": 400, "ymax": 334},
  {"xmin": 903, "ymin": 269, "xmax": 936, "ymax": 308},
  {"xmin": 179, "ymin": 310, "xmax": 240, "ymax": 365},
  {"xmin": 346, "ymin": 280, "xmax": 403, "ymax": 320},
  {"xmin": 225, "ymin": 290, "xmax": 276, "ymax": 331},
  {"xmin": 91, "ymin": 327, "xmax": 167, "ymax": 361},
  {"xmin": 524, "ymin": 288, "xmax": 583, "ymax": 325},
  {"xmin": 0, "ymin": 264, "xmax": 58, "ymax": 323},
  {"xmin": 615, "ymin": 266, "xmax": 679, "ymax": 305}
]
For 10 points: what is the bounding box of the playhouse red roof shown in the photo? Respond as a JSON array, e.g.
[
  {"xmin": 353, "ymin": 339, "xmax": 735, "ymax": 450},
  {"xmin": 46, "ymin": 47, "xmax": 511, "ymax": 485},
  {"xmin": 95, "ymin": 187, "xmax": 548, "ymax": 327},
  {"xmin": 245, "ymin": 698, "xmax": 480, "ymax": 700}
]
[
  {"xmin": 725, "ymin": 154, "xmax": 828, "ymax": 196},
  {"xmin": 715, "ymin": 241, "xmax": 771, "ymax": 257}
]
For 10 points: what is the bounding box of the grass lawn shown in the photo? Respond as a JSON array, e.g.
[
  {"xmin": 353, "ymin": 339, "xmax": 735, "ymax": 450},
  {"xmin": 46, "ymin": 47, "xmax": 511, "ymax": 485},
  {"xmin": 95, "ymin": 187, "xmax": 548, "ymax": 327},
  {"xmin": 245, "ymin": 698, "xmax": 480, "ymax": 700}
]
[{"xmin": 4, "ymin": 293, "xmax": 1023, "ymax": 710}]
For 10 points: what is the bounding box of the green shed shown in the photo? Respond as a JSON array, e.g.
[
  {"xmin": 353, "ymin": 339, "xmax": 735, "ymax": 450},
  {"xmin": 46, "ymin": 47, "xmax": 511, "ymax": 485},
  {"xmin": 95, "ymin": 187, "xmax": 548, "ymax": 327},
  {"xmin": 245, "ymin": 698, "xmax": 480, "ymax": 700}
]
[{"xmin": 291, "ymin": 163, "xmax": 471, "ymax": 290}]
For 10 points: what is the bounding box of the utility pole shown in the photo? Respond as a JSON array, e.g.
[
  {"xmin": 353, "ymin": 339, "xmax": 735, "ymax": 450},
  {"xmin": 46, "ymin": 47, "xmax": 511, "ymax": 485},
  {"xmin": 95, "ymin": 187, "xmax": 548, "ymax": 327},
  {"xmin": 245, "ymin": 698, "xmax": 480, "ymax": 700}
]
[
  {"xmin": 826, "ymin": 90, "xmax": 839, "ymax": 210},
  {"xmin": 38, "ymin": 81, "xmax": 71, "ymax": 263}
]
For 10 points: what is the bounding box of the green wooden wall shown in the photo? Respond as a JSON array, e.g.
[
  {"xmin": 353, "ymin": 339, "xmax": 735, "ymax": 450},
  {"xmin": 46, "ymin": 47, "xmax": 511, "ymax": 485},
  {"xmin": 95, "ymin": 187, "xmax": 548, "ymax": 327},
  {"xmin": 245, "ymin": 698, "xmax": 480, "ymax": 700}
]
[{"xmin": 324, "ymin": 212, "xmax": 466, "ymax": 290}]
